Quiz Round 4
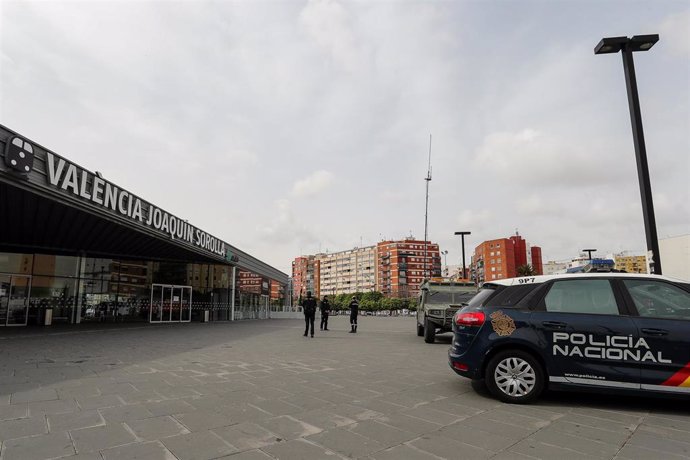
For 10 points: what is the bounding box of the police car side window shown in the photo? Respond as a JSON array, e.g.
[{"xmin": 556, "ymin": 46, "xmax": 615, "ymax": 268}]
[
  {"xmin": 544, "ymin": 280, "xmax": 618, "ymax": 315},
  {"xmin": 623, "ymin": 280, "xmax": 690, "ymax": 319},
  {"xmin": 489, "ymin": 284, "xmax": 539, "ymax": 307}
]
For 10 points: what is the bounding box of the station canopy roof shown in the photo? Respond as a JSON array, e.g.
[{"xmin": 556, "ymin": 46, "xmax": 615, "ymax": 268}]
[{"xmin": 0, "ymin": 124, "xmax": 288, "ymax": 283}]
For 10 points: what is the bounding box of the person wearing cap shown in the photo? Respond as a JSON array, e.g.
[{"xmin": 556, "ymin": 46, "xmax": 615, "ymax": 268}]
[
  {"xmin": 348, "ymin": 294, "xmax": 359, "ymax": 333},
  {"xmin": 320, "ymin": 295, "xmax": 331, "ymax": 331},
  {"xmin": 302, "ymin": 291, "xmax": 317, "ymax": 338}
]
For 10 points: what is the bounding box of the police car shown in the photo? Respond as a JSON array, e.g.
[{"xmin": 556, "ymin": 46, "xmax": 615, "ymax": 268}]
[{"xmin": 448, "ymin": 273, "xmax": 690, "ymax": 404}]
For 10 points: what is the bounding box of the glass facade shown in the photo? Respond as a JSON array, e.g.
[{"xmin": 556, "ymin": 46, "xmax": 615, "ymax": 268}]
[{"xmin": 0, "ymin": 252, "xmax": 288, "ymax": 326}]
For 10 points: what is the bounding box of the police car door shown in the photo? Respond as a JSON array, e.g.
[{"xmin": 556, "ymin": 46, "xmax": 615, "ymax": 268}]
[
  {"xmin": 619, "ymin": 278, "xmax": 690, "ymax": 394},
  {"xmin": 532, "ymin": 278, "xmax": 640, "ymax": 390}
]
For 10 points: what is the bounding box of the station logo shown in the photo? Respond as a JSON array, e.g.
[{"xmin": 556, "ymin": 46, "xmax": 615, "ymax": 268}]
[{"xmin": 4, "ymin": 136, "xmax": 35, "ymax": 178}]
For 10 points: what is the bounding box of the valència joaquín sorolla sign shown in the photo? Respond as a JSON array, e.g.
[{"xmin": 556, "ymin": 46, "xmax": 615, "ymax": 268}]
[{"xmin": 45, "ymin": 152, "xmax": 227, "ymax": 258}]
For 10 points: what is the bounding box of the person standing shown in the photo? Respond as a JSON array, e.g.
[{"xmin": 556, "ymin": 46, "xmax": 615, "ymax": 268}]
[
  {"xmin": 302, "ymin": 291, "xmax": 317, "ymax": 338},
  {"xmin": 319, "ymin": 295, "xmax": 331, "ymax": 331},
  {"xmin": 348, "ymin": 294, "xmax": 359, "ymax": 333},
  {"xmin": 320, "ymin": 295, "xmax": 331, "ymax": 331}
]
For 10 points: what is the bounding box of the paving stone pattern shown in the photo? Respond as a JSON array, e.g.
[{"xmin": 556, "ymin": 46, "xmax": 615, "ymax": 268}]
[{"xmin": 0, "ymin": 317, "xmax": 689, "ymax": 459}]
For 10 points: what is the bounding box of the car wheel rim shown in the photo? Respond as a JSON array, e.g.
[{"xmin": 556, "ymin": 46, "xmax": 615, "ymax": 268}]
[{"xmin": 494, "ymin": 357, "xmax": 536, "ymax": 397}]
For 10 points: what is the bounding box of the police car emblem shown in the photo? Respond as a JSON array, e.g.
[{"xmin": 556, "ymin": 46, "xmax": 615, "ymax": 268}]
[{"xmin": 490, "ymin": 310, "xmax": 515, "ymax": 336}]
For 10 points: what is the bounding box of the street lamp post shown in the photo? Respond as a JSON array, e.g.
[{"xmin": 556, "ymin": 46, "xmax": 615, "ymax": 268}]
[
  {"xmin": 582, "ymin": 248, "xmax": 597, "ymax": 262},
  {"xmin": 595, "ymin": 34, "xmax": 662, "ymax": 275},
  {"xmin": 454, "ymin": 231, "xmax": 471, "ymax": 281},
  {"xmin": 441, "ymin": 250, "xmax": 448, "ymax": 277}
]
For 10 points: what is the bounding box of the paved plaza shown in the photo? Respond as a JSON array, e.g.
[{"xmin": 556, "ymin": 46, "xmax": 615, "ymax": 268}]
[{"xmin": 1, "ymin": 316, "xmax": 689, "ymax": 460}]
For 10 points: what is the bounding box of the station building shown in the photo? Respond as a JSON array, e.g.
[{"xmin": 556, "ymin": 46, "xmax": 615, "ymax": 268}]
[{"xmin": 0, "ymin": 124, "xmax": 289, "ymax": 326}]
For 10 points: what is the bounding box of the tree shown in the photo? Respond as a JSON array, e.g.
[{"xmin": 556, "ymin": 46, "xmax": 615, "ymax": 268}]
[
  {"xmin": 361, "ymin": 291, "xmax": 383, "ymax": 303},
  {"xmin": 516, "ymin": 264, "xmax": 536, "ymax": 276},
  {"xmin": 359, "ymin": 299, "xmax": 375, "ymax": 312}
]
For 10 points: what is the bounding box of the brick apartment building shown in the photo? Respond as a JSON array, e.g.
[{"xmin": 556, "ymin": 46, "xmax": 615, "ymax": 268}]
[
  {"xmin": 291, "ymin": 255, "xmax": 318, "ymax": 300},
  {"xmin": 377, "ymin": 238, "xmax": 441, "ymax": 299},
  {"xmin": 291, "ymin": 238, "xmax": 441, "ymax": 300},
  {"xmin": 472, "ymin": 234, "xmax": 542, "ymax": 284}
]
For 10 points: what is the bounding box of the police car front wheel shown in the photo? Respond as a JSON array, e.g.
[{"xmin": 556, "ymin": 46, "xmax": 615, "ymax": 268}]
[{"xmin": 485, "ymin": 350, "xmax": 544, "ymax": 404}]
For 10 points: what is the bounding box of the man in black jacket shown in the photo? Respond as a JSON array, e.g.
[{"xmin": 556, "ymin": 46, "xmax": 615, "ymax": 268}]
[
  {"xmin": 302, "ymin": 291, "xmax": 317, "ymax": 338},
  {"xmin": 320, "ymin": 295, "xmax": 331, "ymax": 331},
  {"xmin": 348, "ymin": 295, "xmax": 359, "ymax": 333}
]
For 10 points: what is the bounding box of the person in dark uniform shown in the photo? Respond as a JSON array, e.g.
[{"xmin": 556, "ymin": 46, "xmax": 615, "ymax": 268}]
[
  {"xmin": 302, "ymin": 291, "xmax": 317, "ymax": 338},
  {"xmin": 348, "ymin": 294, "xmax": 359, "ymax": 333},
  {"xmin": 320, "ymin": 295, "xmax": 331, "ymax": 331}
]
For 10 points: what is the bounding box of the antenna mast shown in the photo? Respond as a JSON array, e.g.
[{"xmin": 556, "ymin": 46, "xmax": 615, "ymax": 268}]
[{"xmin": 424, "ymin": 134, "xmax": 432, "ymax": 281}]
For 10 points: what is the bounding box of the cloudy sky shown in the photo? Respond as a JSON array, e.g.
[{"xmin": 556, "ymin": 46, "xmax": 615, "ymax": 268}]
[{"xmin": 1, "ymin": 1, "xmax": 688, "ymax": 275}]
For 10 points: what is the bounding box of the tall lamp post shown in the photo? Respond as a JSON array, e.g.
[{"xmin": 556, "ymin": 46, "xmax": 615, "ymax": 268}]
[
  {"xmin": 582, "ymin": 248, "xmax": 597, "ymax": 262},
  {"xmin": 454, "ymin": 231, "xmax": 471, "ymax": 281},
  {"xmin": 594, "ymin": 34, "xmax": 662, "ymax": 275},
  {"xmin": 441, "ymin": 250, "xmax": 448, "ymax": 277}
]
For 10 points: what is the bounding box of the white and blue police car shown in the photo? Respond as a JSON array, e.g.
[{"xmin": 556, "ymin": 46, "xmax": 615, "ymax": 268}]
[{"xmin": 448, "ymin": 272, "xmax": 690, "ymax": 403}]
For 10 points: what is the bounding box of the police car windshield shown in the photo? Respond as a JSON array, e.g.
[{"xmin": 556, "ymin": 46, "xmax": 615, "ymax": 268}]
[{"xmin": 427, "ymin": 291, "xmax": 475, "ymax": 305}]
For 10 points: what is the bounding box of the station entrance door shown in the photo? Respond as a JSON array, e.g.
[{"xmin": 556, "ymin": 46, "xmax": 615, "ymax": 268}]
[
  {"xmin": 150, "ymin": 284, "xmax": 192, "ymax": 323},
  {"xmin": 0, "ymin": 274, "xmax": 31, "ymax": 326}
]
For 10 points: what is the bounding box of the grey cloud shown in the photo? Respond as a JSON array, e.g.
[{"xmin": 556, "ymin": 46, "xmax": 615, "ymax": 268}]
[{"xmin": 1, "ymin": 1, "xmax": 687, "ymax": 274}]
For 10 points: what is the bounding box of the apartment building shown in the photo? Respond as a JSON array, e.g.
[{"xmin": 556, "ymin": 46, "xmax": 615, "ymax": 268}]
[
  {"xmin": 543, "ymin": 260, "xmax": 569, "ymax": 275},
  {"xmin": 290, "ymin": 238, "xmax": 441, "ymax": 300},
  {"xmin": 291, "ymin": 255, "xmax": 318, "ymax": 300},
  {"xmin": 611, "ymin": 253, "xmax": 648, "ymax": 274},
  {"xmin": 318, "ymin": 246, "xmax": 376, "ymax": 297},
  {"xmin": 472, "ymin": 234, "xmax": 543, "ymax": 284},
  {"xmin": 377, "ymin": 238, "xmax": 441, "ymax": 299},
  {"xmin": 660, "ymin": 234, "xmax": 690, "ymax": 281}
]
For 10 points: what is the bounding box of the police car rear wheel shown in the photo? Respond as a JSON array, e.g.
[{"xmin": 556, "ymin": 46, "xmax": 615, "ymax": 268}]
[{"xmin": 485, "ymin": 350, "xmax": 544, "ymax": 404}]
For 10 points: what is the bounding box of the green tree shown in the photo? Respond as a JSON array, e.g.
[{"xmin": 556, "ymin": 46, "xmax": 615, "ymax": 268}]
[
  {"xmin": 361, "ymin": 291, "xmax": 383, "ymax": 303},
  {"xmin": 333, "ymin": 294, "xmax": 348, "ymax": 311},
  {"xmin": 517, "ymin": 264, "xmax": 536, "ymax": 276},
  {"xmin": 359, "ymin": 299, "xmax": 375, "ymax": 312},
  {"xmin": 380, "ymin": 297, "xmax": 393, "ymax": 311}
]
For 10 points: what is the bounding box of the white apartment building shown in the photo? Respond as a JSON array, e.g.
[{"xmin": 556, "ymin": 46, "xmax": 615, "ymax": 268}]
[
  {"xmin": 543, "ymin": 260, "xmax": 569, "ymax": 275},
  {"xmin": 317, "ymin": 246, "xmax": 376, "ymax": 296},
  {"xmin": 659, "ymin": 234, "xmax": 690, "ymax": 281}
]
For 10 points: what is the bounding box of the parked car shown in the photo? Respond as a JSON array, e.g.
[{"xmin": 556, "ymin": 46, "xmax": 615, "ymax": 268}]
[
  {"xmin": 417, "ymin": 280, "xmax": 477, "ymax": 343},
  {"xmin": 448, "ymin": 273, "xmax": 690, "ymax": 403}
]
